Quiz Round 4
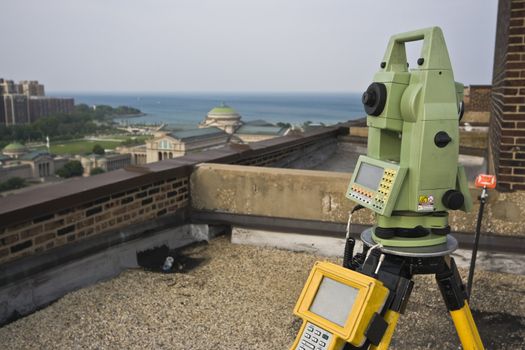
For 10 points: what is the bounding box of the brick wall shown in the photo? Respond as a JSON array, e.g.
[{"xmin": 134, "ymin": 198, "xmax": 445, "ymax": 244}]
[
  {"xmin": 0, "ymin": 177, "xmax": 189, "ymax": 264},
  {"xmin": 489, "ymin": 0, "xmax": 525, "ymax": 191},
  {"xmin": 466, "ymin": 85, "xmax": 492, "ymax": 112}
]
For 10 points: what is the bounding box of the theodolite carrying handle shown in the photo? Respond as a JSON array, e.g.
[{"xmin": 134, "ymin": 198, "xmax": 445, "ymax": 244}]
[{"xmin": 381, "ymin": 27, "xmax": 453, "ymax": 72}]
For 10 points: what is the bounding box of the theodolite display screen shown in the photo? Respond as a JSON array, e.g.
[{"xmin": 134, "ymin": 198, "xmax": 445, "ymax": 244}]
[
  {"xmin": 347, "ymin": 156, "xmax": 407, "ymax": 217},
  {"xmin": 354, "ymin": 163, "xmax": 384, "ymax": 191},
  {"xmin": 309, "ymin": 277, "xmax": 359, "ymax": 327}
]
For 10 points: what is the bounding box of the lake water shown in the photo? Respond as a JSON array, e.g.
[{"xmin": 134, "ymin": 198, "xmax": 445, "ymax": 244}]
[{"xmin": 58, "ymin": 92, "xmax": 365, "ymax": 129}]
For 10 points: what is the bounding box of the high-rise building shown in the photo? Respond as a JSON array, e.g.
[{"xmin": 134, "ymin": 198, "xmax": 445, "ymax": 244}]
[
  {"xmin": 19, "ymin": 80, "xmax": 45, "ymax": 96},
  {"xmin": 3, "ymin": 94, "xmax": 30, "ymax": 125},
  {"xmin": 0, "ymin": 79, "xmax": 19, "ymax": 95},
  {"xmin": 0, "ymin": 78, "xmax": 74, "ymax": 125},
  {"xmin": 28, "ymin": 97, "xmax": 74, "ymax": 122},
  {"xmin": 0, "ymin": 94, "xmax": 5, "ymax": 125}
]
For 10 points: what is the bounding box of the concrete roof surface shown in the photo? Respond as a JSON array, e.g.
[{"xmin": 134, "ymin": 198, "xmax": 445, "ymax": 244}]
[{"xmin": 0, "ymin": 236, "xmax": 523, "ymax": 349}]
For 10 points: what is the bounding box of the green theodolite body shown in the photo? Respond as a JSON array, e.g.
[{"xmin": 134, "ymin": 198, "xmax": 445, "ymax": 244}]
[{"xmin": 346, "ymin": 27, "xmax": 472, "ymax": 247}]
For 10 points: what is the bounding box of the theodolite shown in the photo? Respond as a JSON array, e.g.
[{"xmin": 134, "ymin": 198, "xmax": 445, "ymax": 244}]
[
  {"xmin": 346, "ymin": 26, "xmax": 472, "ymax": 247},
  {"xmin": 290, "ymin": 28, "xmax": 484, "ymax": 350}
]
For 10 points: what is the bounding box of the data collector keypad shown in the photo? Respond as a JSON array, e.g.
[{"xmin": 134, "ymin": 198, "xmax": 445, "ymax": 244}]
[{"xmin": 296, "ymin": 322, "xmax": 332, "ymax": 350}]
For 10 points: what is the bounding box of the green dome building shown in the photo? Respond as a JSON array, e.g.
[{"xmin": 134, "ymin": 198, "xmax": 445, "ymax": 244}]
[
  {"xmin": 2, "ymin": 142, "xmax": 28, "ymax": 159},
  {"xmin": 199, "ymin": 102, "xmax": 243, "ymax": 134}
]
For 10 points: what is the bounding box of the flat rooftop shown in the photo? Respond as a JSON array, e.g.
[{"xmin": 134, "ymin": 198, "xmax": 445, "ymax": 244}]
[
  {"xmin": 314, "ymin": 141, "xmax": 487, "ymax": 183},
  {"xmin": 1, "ymin": 236, "xmax": 524, "ymax": 349}
]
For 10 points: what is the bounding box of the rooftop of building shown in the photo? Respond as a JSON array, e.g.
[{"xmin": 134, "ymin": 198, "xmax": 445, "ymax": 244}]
[
  {"xmin": 0, "ymin": 123, "xmax": 523, "ymax": 350},
  {"xmin": 243, "ymin": 119, "xmax": 276, "ymax": 127},
  {"xmin": 167, "ymin": 127, "xmax": 227, "ymax": 141},
  {"xmin": 2, "ymin": 142, "xmax": 27, "ymax": 153},
  {"xmin": 235, "ymin": 124, "xmax": 288, "ymax": 135},
  {"xmin": 125, "ymin": 144, "xmax": 147, "ymax": 151},
  {"xmin": 82, "ymin": 152, "xmax": 128, "ymax": 159},
  {"xmin": 0, "ymin": 236, "xmax": 523, "ymax": 349},
  {"xmin": 28, "ymin": 96, "xmax": 73, "ymax": 100},
  {"xmin": 18, "ymin": 151, "xmax": 51, "ymax": 161}
]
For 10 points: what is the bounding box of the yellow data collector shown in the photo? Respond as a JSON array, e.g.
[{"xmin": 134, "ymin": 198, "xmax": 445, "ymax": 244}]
[{"xmin": 291, "ymin": 261, "xmax": 389, "ymax": 350}]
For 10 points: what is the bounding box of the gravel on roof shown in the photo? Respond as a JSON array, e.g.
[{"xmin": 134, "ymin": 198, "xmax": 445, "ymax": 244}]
[{"xmin": 1, "ymin": 236, "xmax": 524, "ymax": 349}]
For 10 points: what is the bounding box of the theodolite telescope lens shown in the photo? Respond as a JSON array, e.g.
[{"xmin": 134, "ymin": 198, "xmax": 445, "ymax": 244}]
[
  {"xmin": 362, "ymin": 91, "xmax": 375, "ymax": 105},
  {"xmin": 362, "ymin": 83, "xmax": 387, "ymax": 116}
]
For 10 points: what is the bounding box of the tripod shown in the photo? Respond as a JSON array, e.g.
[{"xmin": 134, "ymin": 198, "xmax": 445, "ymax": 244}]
[{"xmin": 344, "ymin": 229, "xmax": 484, "ymax": 350}]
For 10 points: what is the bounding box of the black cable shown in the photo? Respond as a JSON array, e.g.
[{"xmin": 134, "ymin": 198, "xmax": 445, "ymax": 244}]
[
  {"xmin": 352, "ymin": 204, "xmax": 365, "ymax": 213},
  {"xmin": 350, "ymin": 252, "xmax": 366, "ymax": 270},
  {"xmin": 467, "ymin": 191, "xmax": 486, "ymax": 300},
  {"xmin": 342, "ymin": 205, "xmax": 365, "ymax": 269},
  {"xmin": 343, "ymin": 238, "xmax": 355, "ymax": 269}
]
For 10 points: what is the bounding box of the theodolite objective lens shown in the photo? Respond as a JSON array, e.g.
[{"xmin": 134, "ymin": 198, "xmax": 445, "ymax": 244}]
[
  {"xmin": 362, "ymin": 91, "xmax": 375, "ymax": 105},
  {"xmin": 363, "ymin": 83, "xmax": 387, "ymax": 116}
]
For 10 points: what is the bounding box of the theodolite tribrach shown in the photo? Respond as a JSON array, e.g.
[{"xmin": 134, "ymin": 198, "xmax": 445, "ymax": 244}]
[{"xmin": 346, "ymin": 26, "xmax": 472, "ymax": 247}]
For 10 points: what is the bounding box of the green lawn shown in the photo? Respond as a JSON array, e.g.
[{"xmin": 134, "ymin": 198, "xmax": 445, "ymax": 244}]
[
  {"xmin": 99, "ymin": 135, "xmax": 151, "ymax": 141},
  {"xmin": 47, "ymin": 140, "xmax": 122, "ymax": 155},
  {"xmin": 30, "ymin": 134, "xmax": 151, "ymax": 156}
]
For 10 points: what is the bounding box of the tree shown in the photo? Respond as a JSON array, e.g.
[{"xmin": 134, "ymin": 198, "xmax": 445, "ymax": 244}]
[
  {"xmin": 90, "ymin": 167, "xmax": 105, "ymax": 176},
  {"xmin": 0, "ymin": 103, "xmax": 143, "ymax": 147},
  {"xmin": 92, "ymin": 144, "xmax": 105, "ymax": 155},
  {"xmin": 56, "ymin": 160, "xmax": 84, "ymax": 178},
  {"xmin": 115, "ymin": 106, "xmax": 141, "ymax": 115},
  {"xmin": 75, "ymin": 104, "xmax": 91, "ymax": 113},
  {"xmin": 0, "ymin": 177, "xmax": 27, "ymax": 192}
]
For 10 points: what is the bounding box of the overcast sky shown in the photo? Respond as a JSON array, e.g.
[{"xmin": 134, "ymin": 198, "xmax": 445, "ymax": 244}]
[{"xmin": 2, "ymin": 0, "xmax": 498, "ymax": 93}]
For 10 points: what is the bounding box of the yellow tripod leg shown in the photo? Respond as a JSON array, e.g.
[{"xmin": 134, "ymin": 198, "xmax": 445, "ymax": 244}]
[
  {"xmin": 370, "ymin": 310, "xmax": 400, "ymax": 350},
  {"xmin": 449, "ymin": 301, "xmax": 484, "ymax": 350}
]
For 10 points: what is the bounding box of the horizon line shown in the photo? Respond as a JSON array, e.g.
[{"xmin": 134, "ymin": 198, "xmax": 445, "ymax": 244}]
[{"xmin": 47, "ymin": 90, "xmax": 364, "ymax": 95}]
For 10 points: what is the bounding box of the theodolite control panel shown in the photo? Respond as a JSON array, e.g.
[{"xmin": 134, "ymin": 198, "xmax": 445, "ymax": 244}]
[
  {"xmin": 346, "ymin": 155, "xmax": 406, "ymax": 216},
  {"xmin": 290, "ymin": 261, "xmax": 389, "ymax": 349}
]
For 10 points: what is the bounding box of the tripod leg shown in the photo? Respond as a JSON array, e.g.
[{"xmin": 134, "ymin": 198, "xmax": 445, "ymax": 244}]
[
  {"xmin": 436, "ymin": 257, "xmax": 484, "ymax": 350},
  {"xmin": 369, "ymin": 310, "xmax": 400, "ymax": 350},
  {"xmin": 450, "ymin": 301, "xmax": 484, "ymax": 350}
]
